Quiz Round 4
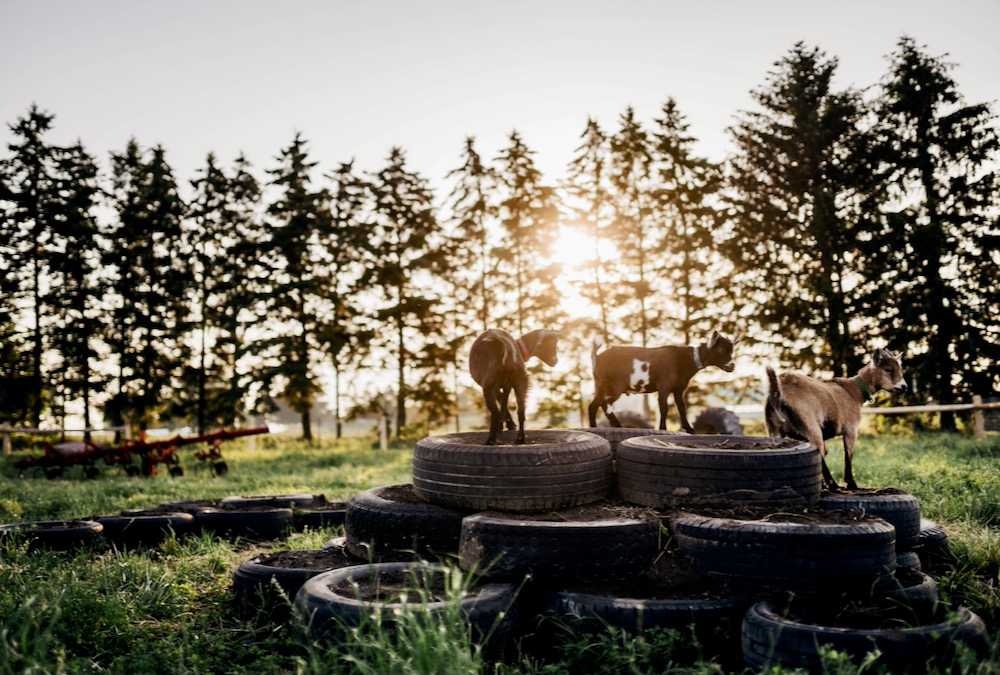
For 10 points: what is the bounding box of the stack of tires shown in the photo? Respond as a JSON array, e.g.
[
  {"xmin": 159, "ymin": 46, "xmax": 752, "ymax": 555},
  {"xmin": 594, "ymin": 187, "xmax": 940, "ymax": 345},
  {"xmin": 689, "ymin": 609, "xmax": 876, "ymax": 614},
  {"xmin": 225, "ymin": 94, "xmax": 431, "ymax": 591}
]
[{"xmin": 289, "ymin": 428, "xmax": 985, "ymax": 674}]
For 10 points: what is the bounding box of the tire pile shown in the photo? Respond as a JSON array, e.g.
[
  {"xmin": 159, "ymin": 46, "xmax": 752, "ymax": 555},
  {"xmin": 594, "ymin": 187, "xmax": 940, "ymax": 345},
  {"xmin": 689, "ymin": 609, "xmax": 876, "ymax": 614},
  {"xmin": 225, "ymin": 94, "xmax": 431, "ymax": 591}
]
[{"xmin": 261, "ymin": 429, "xmax": 985, "ymax": 673}]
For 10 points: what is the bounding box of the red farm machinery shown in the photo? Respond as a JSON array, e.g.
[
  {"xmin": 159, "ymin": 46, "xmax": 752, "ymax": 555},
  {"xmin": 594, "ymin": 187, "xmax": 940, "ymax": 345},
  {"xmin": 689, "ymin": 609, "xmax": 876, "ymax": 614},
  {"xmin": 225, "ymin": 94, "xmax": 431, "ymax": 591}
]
[{"xmin": 11, "ymin": 427, "xmax": 269, "ymax": 479}]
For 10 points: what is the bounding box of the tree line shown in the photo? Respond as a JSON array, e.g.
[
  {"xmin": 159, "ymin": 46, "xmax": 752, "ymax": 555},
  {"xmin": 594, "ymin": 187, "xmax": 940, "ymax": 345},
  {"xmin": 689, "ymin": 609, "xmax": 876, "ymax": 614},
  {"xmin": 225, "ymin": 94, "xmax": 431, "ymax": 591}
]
[{"xmin": 2, "ymin": 37, "xmax": 998, "ymax": 440}]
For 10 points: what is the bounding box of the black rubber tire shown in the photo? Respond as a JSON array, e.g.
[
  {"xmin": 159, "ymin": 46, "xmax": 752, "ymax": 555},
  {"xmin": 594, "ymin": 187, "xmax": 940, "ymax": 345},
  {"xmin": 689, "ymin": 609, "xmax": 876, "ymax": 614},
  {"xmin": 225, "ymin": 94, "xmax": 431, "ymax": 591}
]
[
  {"xmin": 567, "ymin": 428, "xmax": 683, "ymax": 458},
  {"xmin": 293, "ymin": 561, "xmax": 519, "ymax": 646},
  {"xmin": 345, "ymin": 484, "xmax": 467, "ymax": 562},
  {"xmin": 883, "ymin": 569, "xmax": 939, "ymax": 619},
  {"xmin": 459, "ymin": 512, "xmax": 660, "ymax": 582},
  {"xmin": 540, "ymin": 587, "xmax": 751, "ymax": 635},
  {"xmin": 295, "ymin": 500, "xmax": 348, "ymax": 531},
  {"xmin": 616, "ymin": 435, "xmax": 822, "ymax": 507},
  {"xmin": 670, "ymin": 513, "xmax": 896, "ymax": 592},
  {"xmin": 412, "ymin": 430, "xmax": 613, "ymax": 512},
  {"xmin": 196, "ymin": 507, "xmax": 294, "ymax": 541},
  {"xmin": 0, "ymin": 520, "xmax": 105, "ymax": 551},
  {"xmin": 741, "ymin": 600, "xmax": 987, "ymax": 674},
  {"xmin": 220, "ymin": 493, "xmax": 316, "ymax": 509},
  {"xmin": 896, "ymin": 550, "xmax": 921, "ymax": 570},
  {"xmin": 232, "ymin": 537, "xmax": 364, "ymax": 617},
  {"xmin": 691, "ymin": 408, "xmax": 744, "ymax": 435},
  {"xmin": 94, "ymin": 511, "xmax": 196, "ymax": 548},
  {"xmin": 817, "ymin": 491, "xmax": 921, "ymax": 550},
  {"xmin": 913, "ymin": 518, "xmax": 950, "ymax": 573}
]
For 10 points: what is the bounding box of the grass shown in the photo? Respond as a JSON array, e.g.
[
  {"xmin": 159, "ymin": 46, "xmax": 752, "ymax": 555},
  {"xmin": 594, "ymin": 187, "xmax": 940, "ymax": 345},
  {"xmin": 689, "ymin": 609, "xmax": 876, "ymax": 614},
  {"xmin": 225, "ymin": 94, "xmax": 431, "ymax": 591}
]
[{"xmin": 1, "ymin": 428, "xmax": 999, "ymax": 674}]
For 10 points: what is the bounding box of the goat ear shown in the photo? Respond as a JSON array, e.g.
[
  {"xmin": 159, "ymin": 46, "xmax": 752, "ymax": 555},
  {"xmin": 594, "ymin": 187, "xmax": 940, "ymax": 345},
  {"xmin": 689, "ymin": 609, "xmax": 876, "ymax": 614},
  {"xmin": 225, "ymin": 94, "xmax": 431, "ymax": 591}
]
[
  {"xmin": 709, "ymin": 330, "xmax": 719, "ymax": 348},
  {"xmin": 540, "ymin": 329, "xmax": 561, "ymax": 338}
]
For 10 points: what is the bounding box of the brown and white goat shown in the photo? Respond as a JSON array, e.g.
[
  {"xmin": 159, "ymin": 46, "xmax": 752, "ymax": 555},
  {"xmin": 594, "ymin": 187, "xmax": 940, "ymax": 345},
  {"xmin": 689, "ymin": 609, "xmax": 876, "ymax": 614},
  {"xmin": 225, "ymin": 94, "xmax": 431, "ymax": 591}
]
[
  {"xmin": 469, "ymin": 328, "xmax": 561, "ymax": 445},
  {"xmin": 588, "ymin": 331, "xmax": 737, "ymax": 432},
  {"xmin": 764, "ymin": 348, "xmax": 907, "ymax": 492}
]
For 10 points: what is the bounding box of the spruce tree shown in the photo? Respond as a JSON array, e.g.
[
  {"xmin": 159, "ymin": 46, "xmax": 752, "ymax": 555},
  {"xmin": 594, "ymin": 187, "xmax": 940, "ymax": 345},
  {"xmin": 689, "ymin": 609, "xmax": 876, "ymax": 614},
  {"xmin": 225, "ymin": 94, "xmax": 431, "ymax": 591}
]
[
  {"xmin": 45, "ymin": 142, "xmax": 104, "ymax": 437},
  {"xmin": 872, "ymin": 36, "xmax": 1000, "ymax": 423},
  {"xmin": 256, "ymin": 133, "xmax": 334, "ymax": 442},
  {"xmin": 362, "ymin": 147, "xmax": 445, "ymax": 439},
  {"xmin": 723, "ymin": 43, "xmax": 876, "ymax": 375},
  {"xmin": 492, "ymin": 131, "xmax": 562, "ymax": 334},
  {"xmin": 0, "ymin": 105, "xmax": 59, "ymax": 426},
  {"xmin": 104, "ymin": 140, "xmax": 190, "ymax": 433}
]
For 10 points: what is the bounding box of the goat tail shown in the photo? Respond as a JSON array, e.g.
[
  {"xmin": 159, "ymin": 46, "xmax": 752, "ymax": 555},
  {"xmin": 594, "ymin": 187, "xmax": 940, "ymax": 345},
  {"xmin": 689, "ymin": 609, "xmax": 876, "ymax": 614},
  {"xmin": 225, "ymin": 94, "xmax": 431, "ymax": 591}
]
[
  {"xmin": 765, "ymin": 366, "xmax": 783, "ymax": 404},
  {"xmin": 590, "ymin": 336, "xmax": 604, "ymax": 373}
]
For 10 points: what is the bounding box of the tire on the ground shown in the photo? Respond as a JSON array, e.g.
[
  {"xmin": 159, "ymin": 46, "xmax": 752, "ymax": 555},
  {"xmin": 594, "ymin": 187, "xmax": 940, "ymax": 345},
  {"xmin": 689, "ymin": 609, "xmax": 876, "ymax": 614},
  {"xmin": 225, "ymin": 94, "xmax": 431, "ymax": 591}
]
[
  {"xmin": 412, "ymin": 430, "xmax": 613, "ymax": 512},
  {"xmin": 94, "ymin": 511, "xmax": 196, "ymax": 548},
  {"xmin": 0, "ymin": 520, "xmax": 105, "ymax": 552},
  {"xmin": 617, "ymin": 435, "xmax": 822, "ymax": 507},
  {"xmin": 196, "ymin": 507, "xmax": 294, "ymax": 540},
  {"xmin": 539, "ymin": 587, "xmax": 751, "ymax": 636},
  {"xmin": 293, "ymin": 561, "xmax": 519, "ymax": 648},
  {"xmin": 817, "ymin": 491, "xmax": 921, "ymax": 550},
  {"xmin": 912, "ymin": 518, "xmax": 950, "ymax": 574},
  {"xmin": 295, "ymin": 499, "xmax": 348, "ymax": 531},
  {"xmin": 232, "ymin": 537, "xmax": 364, "ymax": 617},
  {"xmin": 741, "ymin": 600, "xmax": 987, "ymax": 674},
  {"xmin": 459, "ymin": 512, "xmax": 660, "ymax": 582},
  {"xmin": 670, "ymin": 513, "xmax": 896, "ymax": 592},
  {"xmin": 691, "ymin": 408, "xmax": 744, "ymax": 435},
  {"xmin": 219, "ymin": 493, "xmax": 316, "ymax": 509},
  {"xmin": 345, "ymin": 484, "xmax": 467, "ymax": 562}
]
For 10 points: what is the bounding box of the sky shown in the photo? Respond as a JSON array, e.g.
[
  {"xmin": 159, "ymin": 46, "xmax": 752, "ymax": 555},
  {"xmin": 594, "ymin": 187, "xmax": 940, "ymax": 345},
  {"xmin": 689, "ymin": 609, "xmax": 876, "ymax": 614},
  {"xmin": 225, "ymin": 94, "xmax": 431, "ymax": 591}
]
[
  {"xmin": 3, "ymin": 0, "xmax": 998, "ymax": 194},
  {"xmin": 2, "ymin": 0, "xmax": 999, "ymax": 427}
]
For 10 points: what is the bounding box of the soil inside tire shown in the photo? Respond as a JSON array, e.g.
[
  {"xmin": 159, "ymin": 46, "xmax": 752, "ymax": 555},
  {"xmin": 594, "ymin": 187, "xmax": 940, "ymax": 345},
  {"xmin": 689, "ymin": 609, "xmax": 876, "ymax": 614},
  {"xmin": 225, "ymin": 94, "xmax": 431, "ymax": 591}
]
[
  {"xmin": 255, "ymin": 547, "xmax": 358, "ymax": 570},
  {"xmin": 329, "ymin": 568, "xmax": 452, "ymax": 603},
  {"xmin": 557, "ymin": 546, "xmax": 733, "ymax": 601}
]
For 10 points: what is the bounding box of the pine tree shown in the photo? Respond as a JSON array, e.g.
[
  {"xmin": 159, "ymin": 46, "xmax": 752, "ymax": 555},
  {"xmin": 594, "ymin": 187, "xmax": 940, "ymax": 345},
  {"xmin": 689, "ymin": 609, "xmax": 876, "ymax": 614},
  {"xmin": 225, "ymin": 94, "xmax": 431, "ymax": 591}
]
[
  {"xmin": 651, "ymin": 98, "xmax": 727, "ymax": 346},
  {"xmin": 608, "ymin": 107, "xmax": 660, "ymax": 347},
  {"xmin": 324, "ymin": 160, "xmax": 370, "ymax": 438},
  {"xmin": 45, "ymin": 142, "xmax": 104, "ymax": 437},
  {"xmin": 0, "ymin": 105, "xmax": 59, "ymax": 426},
  {"xmin": 182, "ymin": 152, "xmax": 263, "ymax": 432},
  {"xmin": 256, "ymin": 133, "xmax": 334, "ymax": 442},
  {"xmin": 104, "ymin": 140, "xmax": 191, "ymax": 433},
  {"xmin": 443, "ymin": 136, "xmax": 499, "ymax": 333},
  {"xmin": 723, "ymin": 43, "xmax": 875, "ymax": 376},
  {"xmin": 872, "ymin": 36, "xmax": 1000, "ymax": 423},
  {"xmin": 564, "ymin": 118, "xmax": 615, "ymax": 341},
  {"xmin": 492, "ymin": 131, "xmax": 562, "ymax": 334},
  {"xmin": 362, "ymin": 147, "xmax": 446, "ymax": 439}
]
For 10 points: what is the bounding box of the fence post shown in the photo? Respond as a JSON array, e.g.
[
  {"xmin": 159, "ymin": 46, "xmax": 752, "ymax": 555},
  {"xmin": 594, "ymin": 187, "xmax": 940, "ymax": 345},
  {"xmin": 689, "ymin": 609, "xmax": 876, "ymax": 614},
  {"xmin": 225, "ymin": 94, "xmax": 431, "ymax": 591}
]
[
  {"xmin": 973, "ymin": 395, "xmax": 985, "ymax": 440},
  {"xmin": 1, "ymin": 422, "xmax": 10, "ymax": 455}
]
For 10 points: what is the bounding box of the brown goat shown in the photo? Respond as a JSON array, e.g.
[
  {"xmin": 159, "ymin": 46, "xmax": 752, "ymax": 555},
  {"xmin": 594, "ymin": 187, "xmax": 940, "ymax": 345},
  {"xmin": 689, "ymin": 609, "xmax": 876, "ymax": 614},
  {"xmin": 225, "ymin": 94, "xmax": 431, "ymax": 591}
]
[
  {"xmin": 469, "ymin": 328, "xmax": 560, "ymax": 445},
  {"xmin": 764, "ymin": 349, "xmax": 907, "ymax": 492},
  {"xmin": 589, "ymin": 331, "xmax": 737, "ymax": 432}
]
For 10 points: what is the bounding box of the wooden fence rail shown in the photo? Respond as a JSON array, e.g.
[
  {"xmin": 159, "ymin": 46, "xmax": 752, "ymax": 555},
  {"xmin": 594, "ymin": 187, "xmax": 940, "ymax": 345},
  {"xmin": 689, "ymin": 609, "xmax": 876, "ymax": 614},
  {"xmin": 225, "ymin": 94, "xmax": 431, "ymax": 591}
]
[{"xmin": 861, "ymin": 395, "xmax": 1000, "ymax": 440}]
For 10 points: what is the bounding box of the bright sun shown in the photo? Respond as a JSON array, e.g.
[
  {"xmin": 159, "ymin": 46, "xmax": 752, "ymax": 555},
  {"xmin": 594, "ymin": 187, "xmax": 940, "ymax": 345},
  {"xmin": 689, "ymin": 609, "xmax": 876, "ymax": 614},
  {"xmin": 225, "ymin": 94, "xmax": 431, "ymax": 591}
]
[{"xmin": 547, "ymin": 224, "xmax": 610, "ymax": 319}]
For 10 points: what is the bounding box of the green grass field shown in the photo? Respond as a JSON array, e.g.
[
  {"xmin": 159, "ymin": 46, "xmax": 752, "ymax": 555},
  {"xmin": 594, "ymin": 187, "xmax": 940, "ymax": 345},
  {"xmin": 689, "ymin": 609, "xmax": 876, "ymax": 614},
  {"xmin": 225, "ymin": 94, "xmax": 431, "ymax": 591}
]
[{"xmin": 1, "ymin": 429, "xmax": 999, "ymax": 674}]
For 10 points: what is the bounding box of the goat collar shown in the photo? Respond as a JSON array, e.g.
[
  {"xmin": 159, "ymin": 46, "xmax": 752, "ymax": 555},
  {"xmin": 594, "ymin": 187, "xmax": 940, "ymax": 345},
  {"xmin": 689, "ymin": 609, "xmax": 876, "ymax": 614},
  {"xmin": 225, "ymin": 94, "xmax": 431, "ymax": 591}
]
[
  {"xmin": 693, "ymin": 346, "xmax": 704, "ymax": 370},
  {"xmin": 516, "ymin": 338, "xmax": 531, "ymax": 362},
  {"xmin": 855, "ymin": 375, "xmax": 874, "ymax": 402}
]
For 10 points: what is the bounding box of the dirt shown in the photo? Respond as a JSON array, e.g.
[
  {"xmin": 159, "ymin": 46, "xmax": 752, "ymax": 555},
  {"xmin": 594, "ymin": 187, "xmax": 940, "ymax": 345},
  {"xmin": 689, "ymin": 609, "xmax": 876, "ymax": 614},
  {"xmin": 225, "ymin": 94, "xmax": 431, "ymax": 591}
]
[
  {"xmin": 558, "ymin": 546, "xmax": 734, "ymax": 601},
  {"xmin": 480, "ymin": 500, "xmax": 661, "ymax": 523},
  {"xmin": 378, "ymin": 483, "xmax": 428, "ymax": 505},
  {"xmin": 329, "ymin": 567, "xmax": 454, "ymax": 603},
  {"xmin": 253, "ymin": 546, "xmax": 359, "ymax": 570}
]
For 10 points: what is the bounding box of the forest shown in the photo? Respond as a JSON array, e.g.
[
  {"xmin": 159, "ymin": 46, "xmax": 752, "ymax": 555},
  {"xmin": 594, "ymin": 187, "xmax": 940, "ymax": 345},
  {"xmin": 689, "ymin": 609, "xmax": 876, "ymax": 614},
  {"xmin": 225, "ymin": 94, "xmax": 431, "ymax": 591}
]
[{"xmin": 2, "ymin": 36, "xmax": 998, "ymax": 441}]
